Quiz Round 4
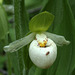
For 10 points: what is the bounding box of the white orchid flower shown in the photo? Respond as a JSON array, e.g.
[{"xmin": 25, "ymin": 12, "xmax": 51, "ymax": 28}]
[
  {"xmin": 4, "ymin": 11, "xmax": 70, "ymax": 69},
  {"xmin": 29, "ymin": 33, "xmax": 57, "ymax": 69}
]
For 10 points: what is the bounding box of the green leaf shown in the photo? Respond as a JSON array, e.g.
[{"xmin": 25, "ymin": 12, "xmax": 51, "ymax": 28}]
[
  {"xmin": 25, "ymin": 0, "xmax": 44, "ymax": 9},
  {"xmin": 29, "ymin": 0, "xmax": 75, "ymax": 75},
  {"xmin": 72, "ymin": 69, "xmax": 75, "ymax": 75},
  {"xmin": 29, "ymin": 11, "xmax": 54, "ymax": 32},
  {"xmin": 0, "ymin": 0, "xmax": 3, "ymax": 4},
  {"xmin": 44, "ymin": 32, "xmax": 70, "ymax": 46},
  {"xmin": 0, "ymin": 5, "xmax": 8, "ymax": 40},
  {"xmin": 69, "ymin": 0, "xmax": 75, "ymax": 18},
  {"xmin": 23, "ymin": 45, "xmax": 33, "ymax": 70},
  {"xmin": 0, "ymin": 55, "xmax": 6, "ymax": 68}
]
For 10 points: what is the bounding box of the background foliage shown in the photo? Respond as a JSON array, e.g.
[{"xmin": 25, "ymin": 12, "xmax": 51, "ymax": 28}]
[{"xmin": 0, "ymin": 0, "xmax": 75, "ymax": 75}]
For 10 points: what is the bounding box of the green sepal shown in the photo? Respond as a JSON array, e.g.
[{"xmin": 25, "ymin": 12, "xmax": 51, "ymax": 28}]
[{"xmin": 29, "ymin": 11, "xmax": 54, "ymax": 32}]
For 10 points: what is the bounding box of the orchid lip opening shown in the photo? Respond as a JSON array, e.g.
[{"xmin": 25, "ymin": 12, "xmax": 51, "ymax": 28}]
[{"xmin": 36, "ymin": 33, "xmax": 48, "ymax": 47}]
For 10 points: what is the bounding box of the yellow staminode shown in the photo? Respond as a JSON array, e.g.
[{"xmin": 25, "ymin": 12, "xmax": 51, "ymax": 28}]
[{"xmin": 38, "ymin": 40, "xmax": 47, "ymax": 47}]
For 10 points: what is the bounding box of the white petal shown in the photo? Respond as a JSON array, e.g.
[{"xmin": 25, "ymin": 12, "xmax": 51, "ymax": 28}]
[
  {"xmin": 4, "ymin": 33, "xmax": 35, "ymax": 53},
  {"xmin": 44, "ymin": 32, "xmax": 70, "ymax": 46},
  {"xmin": 36, "ymin": 33, "xmax": 47, "ymax": 43}
]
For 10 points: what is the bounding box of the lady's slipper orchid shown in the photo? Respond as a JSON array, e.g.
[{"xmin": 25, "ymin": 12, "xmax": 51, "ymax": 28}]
[
  {"xmin": 29, "ymin": 33, "xmax": 57, "ymax": 69},
  {"xmin": 4, "ymin": 11, "xmax": 70, "ymax": 69}
]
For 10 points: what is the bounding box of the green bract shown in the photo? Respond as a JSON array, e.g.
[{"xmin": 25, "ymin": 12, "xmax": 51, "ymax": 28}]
[{"xmin": 29, "ymin": 11, "xmax": 54, "ymax": 32}]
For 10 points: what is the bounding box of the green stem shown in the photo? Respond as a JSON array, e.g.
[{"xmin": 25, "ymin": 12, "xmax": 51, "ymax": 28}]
[
  {"xmin": 14, "ymin": 0, "xmax": 24, "ymax": 75},
  {"xmin": 8, "ymin": 34, "xmax": 20, "ymax": 75},
  {"xmin": 7, "ymin": 53, "xmax": 12, "ymax": 75},
  {"xmin": 5, "ymin": 32, "xmax": 12, "ymax": 75},
  {"xmin": 19, "ymin": 0, "xmax": 29, "ymax": 35},
  {"xmin": 14, "ymin": 0, "xmax": 29, "ymax": 75},
  {"xmin": 25, "ymin": 69, "xmax": 29, "ymax": 75}
]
